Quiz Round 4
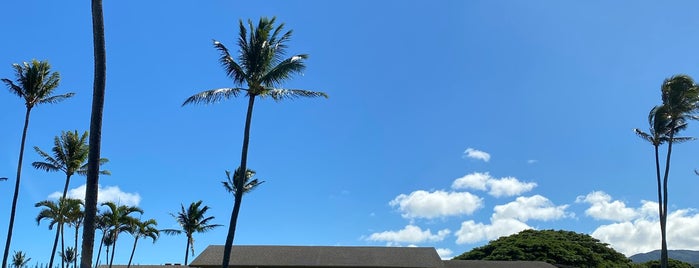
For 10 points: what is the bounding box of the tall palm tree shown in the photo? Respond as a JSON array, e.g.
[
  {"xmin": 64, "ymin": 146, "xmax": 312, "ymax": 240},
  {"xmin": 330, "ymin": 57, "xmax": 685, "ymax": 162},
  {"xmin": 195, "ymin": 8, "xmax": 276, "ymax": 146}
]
[
  {"xmin": 32, "ymin": 130, "xmax": 108, "ymax": 268},
  {"xmin": 182, "ymin": 17, "xmax": 327, "ymax": 268},
  {"xmin": 2, "ymin": 59, "xmax": 75, "ymax": 268},
  {"xmin": 36, "ymin": 198, "xmax": 82, "ymax": 268},
  {"xmin": 82, "ymin": 1, "xmax": 108, "ymax": 267},
  {"xmin": 162, "ymin": 201, "xmax": 221, "ymax": 265},
  {"xmin": 126, "ymin": 219, "xmax": 159, "ymax": 268},
  {"xmin": 635, "ymin": 75, "xmax": 699, "ymax": 268},
  {"xmin": 100, "ymin": 202, "xmax": 143, "ymax": 268},
  {"xmin": 11, "ymin": 251, "xmax": 30, "ymax": 268},
  {"xmin": 221, "ymin": 168, "xmax": 264, "ymax": 197}
]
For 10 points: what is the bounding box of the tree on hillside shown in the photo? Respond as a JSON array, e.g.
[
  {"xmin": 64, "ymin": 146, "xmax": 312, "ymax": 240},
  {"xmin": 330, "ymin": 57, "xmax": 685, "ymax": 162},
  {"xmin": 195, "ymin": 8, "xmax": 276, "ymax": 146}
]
[
  {"xmin": 632, "ymin": 259, "xmax": 695, "ymax": 268},
  {"xmin": 182, "ymin": 16, "xmax": 327, "ymax": 268},
  {"xmin": 634, "ymin": 75, "xmax": 699, "ymax": 268},
  {"xmin": 162, "ymin": 201, "xmax": 221, "ymax": 265},
  {"xmin": 82, "ymin": 0, "xmax": 108, "ymax": 267},
  {"xmin": 2, "ymin": 59, "xmax": 75, "ymax": 268},
  {"xmin": 126, "ymin": 218, "xmax": 159, "ymax": 268},
  {"xmin": 32, "ymin": 130, "xmax": 108, "ymax": 268},
  {"xmin": 453, "ymin": 229, "xmax": 631, "ymax": 268}
]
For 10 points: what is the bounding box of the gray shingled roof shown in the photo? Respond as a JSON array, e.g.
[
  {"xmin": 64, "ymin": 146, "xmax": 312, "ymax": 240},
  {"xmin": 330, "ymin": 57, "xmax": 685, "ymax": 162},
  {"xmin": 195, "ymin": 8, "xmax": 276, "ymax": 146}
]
[
  {"xmin": 443, "ymin": 260, "xmax": 559, "ymax": 268},
  {"xmin": 189, "ymin": 245, "xmax": 443, "ymax": 267}
]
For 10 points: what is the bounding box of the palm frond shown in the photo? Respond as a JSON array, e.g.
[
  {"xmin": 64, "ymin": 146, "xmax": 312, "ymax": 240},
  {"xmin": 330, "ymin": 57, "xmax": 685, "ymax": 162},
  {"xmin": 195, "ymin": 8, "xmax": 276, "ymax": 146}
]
[
  {"xmin": 32, "ymin": 162, "xmax": 61, "ymax": 173},
  {"xmin": 2, "ymin": 78, "xmax": 23, "ymax": 97},
  {"xmin": 264, "ymin": 88, "xmax": 328, "ymax": 101},
  {"xmin": 213, "ymin": 40, "xmax": 247, "ymax": 85},
  {"xmin": 38, "ymin": 92, "xmax": 75, "ymax": 104},
  {"xmin": 182, "ymin": 88, "xmax": 244, "ymax": 106},
  {"xmin": 260, "ymin": 54, "xmax": 308, "ymax": 87},
  {"xmin": 633, "ymin": 129, "xmax": 654, "ymax": 144}
]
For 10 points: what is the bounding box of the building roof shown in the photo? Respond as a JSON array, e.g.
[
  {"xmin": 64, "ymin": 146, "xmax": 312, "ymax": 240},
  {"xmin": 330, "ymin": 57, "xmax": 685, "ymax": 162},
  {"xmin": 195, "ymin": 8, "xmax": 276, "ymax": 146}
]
[
  {"xmin": 443, "ymin": 260, "xmax": 559, "ymax": 268},
  {"xmin": 189, "ymin": 245, "xmax": 444, "ymax": 268}
]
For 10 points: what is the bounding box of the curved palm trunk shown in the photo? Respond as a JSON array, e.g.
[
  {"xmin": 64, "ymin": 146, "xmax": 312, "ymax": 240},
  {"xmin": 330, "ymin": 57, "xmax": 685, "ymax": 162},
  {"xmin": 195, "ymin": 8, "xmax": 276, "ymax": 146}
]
[
  {"xmin": 653, "ymin": 144, "xmax": 667, "ymax": 268},
  {"xmin": 2, "ymin": 107, "xmax": 32, "ymax": 268},
  {"xmin": 221, "ymin": 95, "xmax": 256, "ymax": 268},
  {"xmin": 659, "ymin": 131, "xmax": 676, "ymax": 268},
  {"xmin": 109, "ymin": 238, "xmax": 117, "ymax": 268},
  {"xmin": 49, "ymin": 225, "xmax": 61, "ymax": 268},
  {"xmin": 74, "ymin": 224, "xmax": 80, "ymax": 268},
  {"xmin": 82, "ymin": 1, "xmax": 107, "ymax": 268},
  {"xmin": 94, "ymin": 233, "xmax": 105, "ymax": 268},
  {"xmin": 126, "ymin": 237, "xmax": 139, "ymax": 268},
  {"xmin": 184, "ymin": 237, "xmax": 192, "ymax": 265}
]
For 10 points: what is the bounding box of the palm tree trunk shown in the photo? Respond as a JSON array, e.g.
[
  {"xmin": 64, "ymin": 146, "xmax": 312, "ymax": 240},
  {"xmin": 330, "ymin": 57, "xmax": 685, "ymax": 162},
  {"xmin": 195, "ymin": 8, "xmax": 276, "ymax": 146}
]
[
  {"xmin": 184, "ymin": 237, "xmax": 191, "ymax": 265},
  {"xmin": 660, "ymin": 132, "xmax": 676, "ymax": 268},
  {"xmin": 94, "ymin": 233, "xmax": 105, "ymax": 268},
  {"xmin": 221, "ymin": 95, "xmax": 256, "ymax": 268},
  {"xmin": 81, "ymin": 1, "xmax": 107, "ymax": 268},
  {"xmin": 2, "ymin": 107, "xmax": 32, "ymax": 268},
  {"xmin": 61, "ymin": 223, "xmax": 66, "ymax": 268},
  {"xmin": 105, "ymin": 243, "xmax": 109, "ymax": 268},
  {"xmin": 109, "ymin": 238, "xmax": 117, "ymax": 268},
  {"xmin": 127, "ymin": 237, "xmax": 138, "ymax": 268},
  {"xmin": 49, "ymin": 225, "xmax": 61, "ymax": 268},
  {"xmin": 74, "ymin": 225, "xmax": 80, "ymax": 268},
  {"xmin": 654, "ymin": 144, "xmax": 667, "ymax": 268}
]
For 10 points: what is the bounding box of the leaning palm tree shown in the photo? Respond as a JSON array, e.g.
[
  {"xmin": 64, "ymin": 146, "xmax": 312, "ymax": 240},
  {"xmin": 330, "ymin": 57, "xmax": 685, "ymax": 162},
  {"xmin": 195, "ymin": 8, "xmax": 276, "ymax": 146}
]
[
  {"xmin": 93, "ymin": 213, "xmax": 110, "ymax": 268},
  {"xmin": 635, "ymin": 75, "xmax": 699, "ymax": 268},
  {"xmin": 65, "ymin": 200, "xmax": 85, "ymax": 268},
  {"xmin": 221, "ymin": 168, "xmax": 264, "ymax": 197},
  {"xmin": 82, "ymin": 1, "xmax": 108, "ymax": 267},
  {"xmin": 11, "ymin": 251, "xmax": 30, "ymax": 268},
  {"xmin": 161, "ymin": 201, "xmax": 221, "ymax": 265},
  {"xmin": 32, "ymin": 130, "xmax": 107, "ymax": 268},
  {"xmin": 100, "ymin": 202, "xmax": 143, "ymax": 268},
  {"xmin": 2, "ymin": 59, "xmax": 75, "ymax": 268},
  {"xmin": 126, "ymin": 218, "xmax": 159, "ymax": 268},
  {"xmin": 182, "ymin": 17, "xmax": 327, "ymax": 268}
]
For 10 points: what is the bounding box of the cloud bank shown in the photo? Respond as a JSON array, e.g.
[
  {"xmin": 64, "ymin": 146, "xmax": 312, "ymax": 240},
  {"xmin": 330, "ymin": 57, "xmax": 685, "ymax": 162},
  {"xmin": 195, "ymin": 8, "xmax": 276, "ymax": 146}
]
[{"xmin": 49, "ymin": 184, "xmax": 141, "ymax": 206}]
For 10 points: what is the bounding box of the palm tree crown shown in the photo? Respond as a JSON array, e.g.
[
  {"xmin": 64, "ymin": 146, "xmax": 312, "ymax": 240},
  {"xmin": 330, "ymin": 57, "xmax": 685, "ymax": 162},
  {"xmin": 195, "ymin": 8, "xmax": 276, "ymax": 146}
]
[
  {"xmin": 222, "ymin": 168, "xmax": 264, "ymax": 198},
  {"xmin": 162, "ymin": 201, "xmax": 221, "ymax": 265}
]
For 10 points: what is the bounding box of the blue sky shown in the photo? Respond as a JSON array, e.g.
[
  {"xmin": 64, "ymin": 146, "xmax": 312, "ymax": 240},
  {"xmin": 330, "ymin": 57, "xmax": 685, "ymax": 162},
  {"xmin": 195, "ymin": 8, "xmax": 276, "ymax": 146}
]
[{"xmin": 3, "ymin": 0, "xmax": 699, "ymax": 265}]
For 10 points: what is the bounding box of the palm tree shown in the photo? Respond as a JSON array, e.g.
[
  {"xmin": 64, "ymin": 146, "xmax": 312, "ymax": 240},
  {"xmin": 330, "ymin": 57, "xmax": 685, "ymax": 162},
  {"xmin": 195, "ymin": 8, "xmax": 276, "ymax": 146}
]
[
  {"xmin": 36, "ymin": 198, "xmax": 82, "ymax": 268},
  {"xmin": 635, "ymin": 75, "xmax": 699, "ymax": 268},
  {"xmin": 11, "ymin": 251, "xmax": 30, "ymax": 268},
  {"xmin": 32, "ymin": 130, "xmax": 107, "ymax": 268},
  {"xmin": 66, "ymin": 200, "xmax": 85, "ymax": 268},
  {"xmin": 126, "ymin": 219, "xmax": 159, "ymax": 268},
  {"xmin": 93, "ymin": 213, "xmax": 110, "ymax": 268},
  {"xmin": 60, "ymin": 247, "xmax": 77, "ymax": 268},
  {"xmin": 221, "ymin": 168, "xmax": 264, "ymax": 198},
  {"xmin": 100, "ymin": 202, "xmax": 143, "ymax": 268},
  {"xmin": 162, "ymin": 201, "xmax": 221, "ymax": 265},
  {"xmin": 2, "ymin": 59, "xmax": 75, "ymax": 268},
  {"xmin": 82, "ymin": 1, "xmax": 108, "ymax": 267},
  {"xmin": 182, "ymin": 17, "xmax": 327, "ymax": 268}
]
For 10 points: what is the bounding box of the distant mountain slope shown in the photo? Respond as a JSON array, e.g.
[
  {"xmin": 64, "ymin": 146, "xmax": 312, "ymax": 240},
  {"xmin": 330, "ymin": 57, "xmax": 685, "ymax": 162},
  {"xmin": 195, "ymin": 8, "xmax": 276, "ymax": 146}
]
[{"xmin": 630, "ymin": 250, "xmax": 699, "ymax": 263}]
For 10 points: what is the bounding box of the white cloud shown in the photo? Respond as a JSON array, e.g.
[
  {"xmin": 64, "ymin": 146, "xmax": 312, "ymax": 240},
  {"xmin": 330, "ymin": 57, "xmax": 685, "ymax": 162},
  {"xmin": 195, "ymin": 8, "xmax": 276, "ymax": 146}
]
[
  {"xmin": 451, "ymin": 172, "xmax": 490, "ymax": 191},
  {"xmin": 367, "ymin": 224, "xmax": 450, "ymax": 244},
  {"xmin": 455, "ymin": 218, "xmax": 531, "ymax": 244},
  {"xmin": 49, "ymin": 184, "xmax": 141, "ymax": 207},
  {"xmin": 451, "ymin": 172, "xmax": 537, "ymax": 197},
  {"xmin": 492, "ymin": 195, "xmax": 572, "ymax": 221},
  {"xmin": 436, "ymin": 248, "xmax": 454, "ymax": 260},
  {"xmin": 463, "ymin": 148, "xmax": 490, "ymax": 162},
  {"xmin": 527, "ymin": 159, "xmax": 538, "ymax": 164},
  {"xmin": 488, "ymin": 177, "xmax": 537, "ymax": 198},
  {"xmin": 389, "ymin": 190, "xmax": 483, "ymax": 219},
  {"xmin": 589, "ymin": 199, "xmax": 699, "ymax": 256},
  {"xmin": 576, "ymin": 191, "xmax": 638, "ymax": 221}
]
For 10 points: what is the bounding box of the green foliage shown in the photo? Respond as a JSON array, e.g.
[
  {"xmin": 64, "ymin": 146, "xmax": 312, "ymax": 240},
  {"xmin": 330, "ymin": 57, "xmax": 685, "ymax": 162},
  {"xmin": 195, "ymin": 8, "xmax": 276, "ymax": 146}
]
[
  {"xmin": 11, "ymin": 251, "xmax": 30, "ymax": 268},
  {"xmin": 453, "ymin": 229, "xmax": 631, "ymax": 268},
  {"xmin": 631, "ymin": 258, "xmax": 695, "ymax": 268}
]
